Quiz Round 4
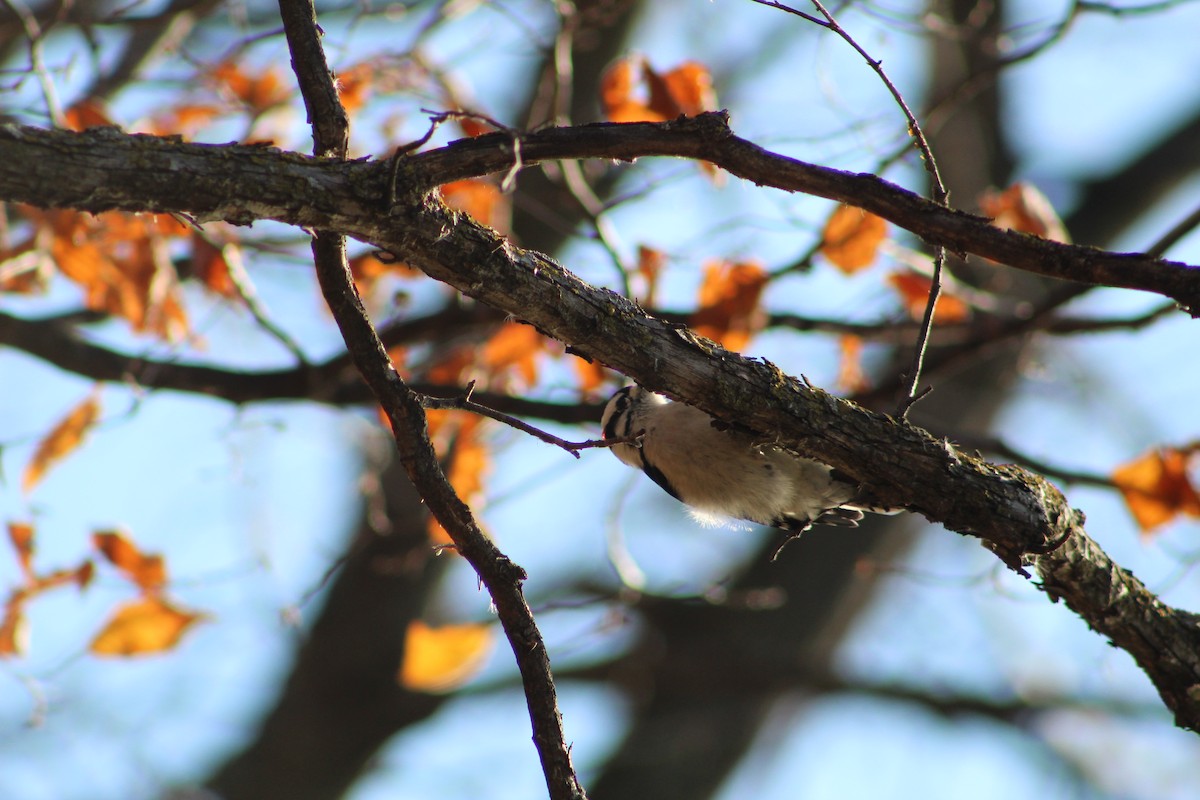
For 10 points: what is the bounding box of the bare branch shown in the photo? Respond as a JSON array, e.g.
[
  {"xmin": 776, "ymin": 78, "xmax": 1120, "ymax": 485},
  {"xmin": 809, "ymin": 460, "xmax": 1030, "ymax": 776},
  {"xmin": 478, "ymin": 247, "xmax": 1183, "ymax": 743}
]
[
  {"xmin": 278, "ymin": 4, "xmax": 586, "ymax": 797},
  {"xmin": 419, "ymin": 381, "xmax": 623, "ymax": 458},
  {"xmin": 754, "ymin": 0, "xmax": 951, "ymax": 414}
]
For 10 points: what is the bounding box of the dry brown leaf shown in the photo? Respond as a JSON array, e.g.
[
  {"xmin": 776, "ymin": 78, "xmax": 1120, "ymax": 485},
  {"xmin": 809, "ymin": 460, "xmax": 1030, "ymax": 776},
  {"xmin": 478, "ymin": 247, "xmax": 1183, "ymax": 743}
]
[
  {"xmin": 836, "ymin": 335, "xmax": 869, "ymax": 394},
  {"xmin": 574, "ymin": 357, "xmax": 609, "ymax": 397},
  {"xmin": 655, "ymin": 61, "xmax": 717, "ymax": 117},
  {"xmin": 439, "ymin": 180, "xmax": 510, "ymax": 233},
  {"xmin": 93, "ymin": 530, "xmax": 167, "ymax": 592},
  {"xmin": 457, "ymin": 117, "xmax": 494, "ymax": 138},
  {"xmin": 446, "ymin": 424, "xmax": 489, "ymax": 504},
  {"xmin": 139, "ymin": 102, "xmax": 222, "ymax": 138},
  {"xmin": 89, "ymin": 596, "xmax": 207, "ymax": 657},
  {"xmin": 335, "ymin": 62, "xmax": 376, "ymax": 113},
  {"xmin": 979, "ymin": 182, "xmax": 1070, "ymax": 243},
  {"xmin": 425, "ymin": 346, "xmax": 477, "ymax": 388},
  {"xmin": 634, "ymin": 245, "xmax": 667, "ymax": 306},
  {"xmin": 0, "ymin": 236, "xmax": 47, "ymax": 294},
  {"xmin": 349, "ymin": 253, "xmax": 388, "ymax": 296},
  {"xmin": 64, "ymin": 99, "xmax": 115, "ymax": 131},
  {"xmin": 210, "ymin": 60, "xmax": 290, "ymax": 113},
  {"xmin": 0, "ymin": 594, "xmax": 28, "ymax": 658},
  {"xmin": 189, "ymin": 234, "xmax": 237, "ymax": 297},
  {"xmin": 600, "ymin": 58, "xmax": 664, "ymax": 123},
  {"xmin": 0, "ymin": 528, "xmax": 94, "ymax": 657},
  {"xmin": 30, "ymin": 208, "xmax": 189, "ymax": 340},
  {"xmin": 74, "ymin": 561, "xmax": 96, "ymax": 591},
  {"xmin": 600, "ymin": 57, "xmax": 720, "ymax": 180},
  {"xmin": 425, "ymin": 416, "xmax": 489, "ymax": 547},
  {"xmin": 887, "ymin": 271, "xmax": 971, "ymax": 324},
  {"xmin": 349, "ymin": 254, "xmax": 421, "ymax": 296},
  {"xmin": 7, "ymin": 522, "xmax": 35, "ymax": 581},
  {"xmin": 690, "ymin": 260, "xmax": 768, "ymax": 352},
  {"xmin": 22, "ymin": 388, "xmax": 102, "ymax": 494},
  {"xmin": 601, "ymin": 56, "xmax": 715, "ymax": 122},
  {"xmin": 482, "ymin": 322, "xmax": 545, "ymax": 389},
  {"xmin": 821, "ymin": 205, "xmax": 888, "ymax": 274},
  {"xmin": 600, "ymin": 57, "xmax": 636, "ymax": 112},
  {"xmin": 1112, "ymin": 446, "xmax": 1200, "ymax": 536},
  {"xmin": 398, "ymin": 621, "xmax": 493, "ymax": 693}
]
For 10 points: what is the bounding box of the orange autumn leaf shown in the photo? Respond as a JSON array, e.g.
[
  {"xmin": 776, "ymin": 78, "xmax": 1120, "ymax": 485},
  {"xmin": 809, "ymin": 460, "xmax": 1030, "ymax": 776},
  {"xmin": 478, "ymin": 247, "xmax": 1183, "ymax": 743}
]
[
  {"xmin": 93, "ymin": 530, "xmax": 167, "ymax": 592},
  {"xmin": 457, "ymin": 117, "xmax": 495, "ymax": 138},
  {"xmin": 29, "ymin": 208, "xmax": 189, "ymax": 339},
  {"xmin": 89, "ymin": 596, "xmax": 207, "ymax": 657},
  {"xmin": 600, "ymin": 58, "xmax": 659, "ymax": 123},
  {"xmin": 426, "ymin": 346, "xmax": 478, "ymax": 388},
  {"xmin": 210, "ymin": 60, "xmax": 290, "ymax": 113},
  {"xmin": 690, "ymin": 260, "xmax": 768, "ymax": 351},
  {"xmin": 821, "ymin": 205, "xmax": 888, "ymax": 274},
  {"xmin": 349, "ymin": 253, "xmax": 421, "ymax": 295},
  {"xmin": 836, "ymin": 335, "xmax": 870, "ymax": 394},
  {"xmin": 0, "ymin": 236, "xmax": 47, "ymax": 294},
  {"xmin": 425, "ymin": 415, "xmax": 490, "ymax": 547},
  {"xmin": 979, "ymin": 182, "xmax": 1070, "ymax": 243},
  {"xmin": 63, "ymin": 99, "xmax": 115, "ymax": 131},
  {"xmin": 0, "ymin": 525, "xmax": 95, "ymax": 657},
  {"xmin": 7, "ymin": 522, "xmax": 35, "ymax": 581},
  {"xmin": 666, "ymin": 62, "xmax": 717, "ymax": 115},
  {"xmin": 1112, "ymin": 446, "xmax": 1200, "ymax": 535},
  {"xmin": 190, "ymin": 234, "xmax": 237, "ymax": 297},
  {"xmin": 74, "ymin": 560, "xmax": 96, "ymax": 591},
  {"xmin": 601, "ymin": 57, "xmax": 716, "ymax": 122},
  {"xmin": 349, "ymin": 252, "xmax": 390, "ymax": 296},
  {"xmin": 652, "ymin": 61, "xmax": 717, "ymax": 118},
  {"xmin": 0, "ymin": 596, "xmax": 28, "ymax": 658},
  {"xmin": 600, "ymin": 57, "xmax": 635, "ymax": 110},
  {"xmin": 440, "ymin": 180, "xmax": 510, "ymax": 233},
  {"xmin": 634, "ymin": 245, "xmax": 667, "ymax": 306},
  {"xmin": 574, "ymin": 357, "xmax": 609, "ymax": 396},
  {"xmin": 335, "ymin": 62, "xmax": 376, "ymax": 113},
  {"xmin": 22, "ymin": 388, "xmax": 102, "ymax": 494},
  {"xmin": 482, "ymin": 322, "xmax": 546, "ymax": 388},
  {"xmin": 447, "ymin": 428, "xmax": 489, "ymax": 503},
  {"xmin": 399, "ymin": 621, "xmax": 493, "ymax": 693},
  {"xmin": 144, "ymin": 102, "xmax": 221, "ymax": 137},
  {"xmin": 887, "ymin": 271, "xmax": 971, "ymax": 324}
]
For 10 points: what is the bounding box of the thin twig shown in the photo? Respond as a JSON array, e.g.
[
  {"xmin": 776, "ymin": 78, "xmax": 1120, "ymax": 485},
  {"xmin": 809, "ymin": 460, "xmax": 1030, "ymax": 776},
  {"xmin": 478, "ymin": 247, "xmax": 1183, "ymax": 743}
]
[
  {"xmin": 389, "ymin": 116, "xmax": 446, "ymax": 206},
  {"xmin": 220, "ymin": 238, "xmax": 311, "ymax": 365},
  {"xmin": 955, "ymin": 434, "xmax": 1115, "ymax": 488},
  {"xmin": 2, "ymin": 0, "xmax": 64, "ymax": 126},
  {"xmin": 419, "ymin": 381, "xmax": 635, "ymax": 458},
  {"xmin": 756, "ymin": 0, "xmax": 949, "ymax": 415},
  {"xmin": 1148, "ymin": 202, "xmax": 1200, "ymax": 259},
  {"xmin": 279, "ymin": 5, "xmax": 587, "ymax": 796},
  {"xmin": 420, "ymin": 107, "xmax": 525, "ymax": 191}
]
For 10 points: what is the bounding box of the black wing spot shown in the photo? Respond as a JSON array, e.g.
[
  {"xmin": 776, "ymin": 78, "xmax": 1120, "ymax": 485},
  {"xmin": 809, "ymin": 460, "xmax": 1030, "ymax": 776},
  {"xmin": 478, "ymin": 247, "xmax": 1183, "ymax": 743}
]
[
  {"xmin": 639, "ymin": 455, "xmax": 683, "ymax": 502},
  {"xmin": 603, "ymin": 387, "xmax": 634, "ymax": 440}
]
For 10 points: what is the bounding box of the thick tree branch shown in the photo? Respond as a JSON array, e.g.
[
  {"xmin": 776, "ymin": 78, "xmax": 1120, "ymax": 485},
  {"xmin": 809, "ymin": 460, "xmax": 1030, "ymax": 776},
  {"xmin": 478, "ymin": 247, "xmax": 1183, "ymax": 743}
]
[
  {"xmin": 1, "ymin": 117, "xmax": 1198, "ymax": 311},
  {"xmin": 3, "ymin": 120, "xmax": 1200, "ymax": 730},
  {"xmin": 412, "ymin": 116, "xmax": 1199, "ymax": 313}
]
